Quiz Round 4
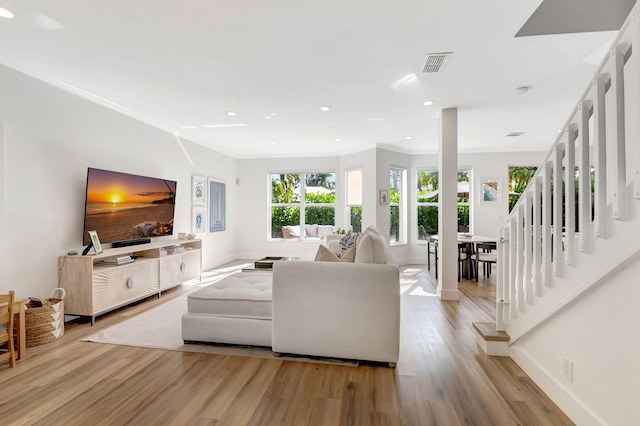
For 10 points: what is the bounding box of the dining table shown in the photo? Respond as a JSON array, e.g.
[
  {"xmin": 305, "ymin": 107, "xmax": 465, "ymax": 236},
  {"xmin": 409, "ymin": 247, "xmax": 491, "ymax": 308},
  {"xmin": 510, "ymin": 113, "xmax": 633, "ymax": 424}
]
[{"xmin": 429, "ymin": 234, "xmax": 498, "ymax": 280}]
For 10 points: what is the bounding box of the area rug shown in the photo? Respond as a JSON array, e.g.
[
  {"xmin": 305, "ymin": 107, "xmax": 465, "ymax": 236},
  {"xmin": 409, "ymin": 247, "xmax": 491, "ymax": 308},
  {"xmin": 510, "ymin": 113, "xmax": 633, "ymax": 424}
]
[{"xmin": 83, "ymin": 274, "xmax": 357, "ymax": 366}]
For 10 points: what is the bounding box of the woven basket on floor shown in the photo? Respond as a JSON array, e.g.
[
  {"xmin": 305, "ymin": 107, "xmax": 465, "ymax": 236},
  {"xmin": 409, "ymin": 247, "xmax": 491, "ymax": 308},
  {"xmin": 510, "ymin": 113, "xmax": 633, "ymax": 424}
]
[{"xmin": 23, "ymin": 288, "xmax": 66, "ymax": 347}]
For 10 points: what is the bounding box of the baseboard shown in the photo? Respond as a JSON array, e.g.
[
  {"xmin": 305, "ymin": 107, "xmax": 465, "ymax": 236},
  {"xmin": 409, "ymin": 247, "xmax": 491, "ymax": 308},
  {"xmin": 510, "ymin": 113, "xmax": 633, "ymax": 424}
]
[
  {"xmin": 436, "ymin": 288, "xmax": 459, "ymax": 300},
  {"xmin": 510, "ymin": 345, "xmax": 605, "ymax": 426}
]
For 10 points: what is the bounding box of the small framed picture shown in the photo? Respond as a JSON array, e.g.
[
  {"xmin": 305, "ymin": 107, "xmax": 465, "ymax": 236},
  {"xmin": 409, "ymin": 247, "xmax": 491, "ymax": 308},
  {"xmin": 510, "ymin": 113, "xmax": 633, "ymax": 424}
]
[
  {"xmin": 192, "ymin": 206, "xmax": 206, "ymax": 233},
  {"xmin": 481, "ymin": 178, "xmax": 501, "ymax": 204},
  {"xmin": 88, "ymin": 230, "xmax": 103, "ymax": 254},
  {"xmin": 208, "ymin": 179, "xmax": 226, "ymax": 233},
  {"xmin": 192, "ymin": 175, "xmax": 206, "ymax": 204},
  {"xmin": 379, "ymin": 189, "xmax": 389, "ymax": 205}
]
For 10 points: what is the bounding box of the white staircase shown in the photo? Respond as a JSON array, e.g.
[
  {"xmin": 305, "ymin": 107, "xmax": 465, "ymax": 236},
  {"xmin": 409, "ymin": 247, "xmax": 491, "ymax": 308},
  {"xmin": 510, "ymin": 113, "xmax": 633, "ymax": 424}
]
[
  {"xmin": 495, "ymin": 5, "xmax": 640, "ymax": 346},
  {"xmin": 485, "ymin": 6, "xmax": 640, "ymax": 425}
]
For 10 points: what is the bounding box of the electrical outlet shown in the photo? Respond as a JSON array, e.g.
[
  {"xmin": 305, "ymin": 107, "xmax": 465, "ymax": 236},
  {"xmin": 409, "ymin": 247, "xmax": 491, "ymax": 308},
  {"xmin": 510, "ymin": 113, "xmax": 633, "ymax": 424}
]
[{"xmin": 563, "ymin": 357, "xmax": 573, "ymax": 382}]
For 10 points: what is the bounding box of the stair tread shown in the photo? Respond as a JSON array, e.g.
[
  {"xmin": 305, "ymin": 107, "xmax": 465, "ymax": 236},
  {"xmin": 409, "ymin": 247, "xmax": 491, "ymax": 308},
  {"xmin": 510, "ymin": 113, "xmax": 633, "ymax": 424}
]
[{"xmin": 472, "ymin": 322, "xmax": 510, "ymax": 342}]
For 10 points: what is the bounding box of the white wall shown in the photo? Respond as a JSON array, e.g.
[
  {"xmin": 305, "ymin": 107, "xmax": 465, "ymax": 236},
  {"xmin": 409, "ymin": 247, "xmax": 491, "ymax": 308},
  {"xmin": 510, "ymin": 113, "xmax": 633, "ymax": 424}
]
[
  {"xmin": 0, "ymin": 64, "xmax": 237, "ymax": 298},
  {"xmin": 512, "ymin": 250, "xmax": 640, "ymax": 426},
  {"xmin": 235, "ymin": 155, "xmax": 340, "ymax": 261}
]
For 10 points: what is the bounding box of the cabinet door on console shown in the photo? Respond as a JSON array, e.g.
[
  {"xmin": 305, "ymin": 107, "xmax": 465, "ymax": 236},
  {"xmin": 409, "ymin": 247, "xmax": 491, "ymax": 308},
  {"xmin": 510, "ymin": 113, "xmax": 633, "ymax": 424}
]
[
  {"xmin": 182, "ymin": 250, "xmax": 202, "ymax": 281},
  {"xmin": 93, "ymin": 261, "xmax": 159, "ymax": 314},
  {"xmin": 159, "ymin": 255, "xmax": 184, "ymax": 289}
]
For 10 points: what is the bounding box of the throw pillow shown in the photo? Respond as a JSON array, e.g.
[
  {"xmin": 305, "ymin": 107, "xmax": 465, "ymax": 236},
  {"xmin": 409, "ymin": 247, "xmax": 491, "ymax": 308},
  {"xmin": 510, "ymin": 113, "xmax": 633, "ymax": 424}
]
[
  {"xmin": 315, "ymin": 245, "xmax": 341, "ymax": 262},
  {"xmin": 340, "ymin": 245, "xmax": 356, "ymax": 262},
  {"xmin": 315, "ymin": 245, "xmax": 356, "ymax": 262},
  {"xmin": 305, "ymin": 224, "xmax": 319, "ymax": 238},
  {"xmin": 354, "ymin": 233, "xmax": 387, "ymax": 264},
  {"xmin": 337, "ymin": 230, "xmax": 359, "ymax": 257}
]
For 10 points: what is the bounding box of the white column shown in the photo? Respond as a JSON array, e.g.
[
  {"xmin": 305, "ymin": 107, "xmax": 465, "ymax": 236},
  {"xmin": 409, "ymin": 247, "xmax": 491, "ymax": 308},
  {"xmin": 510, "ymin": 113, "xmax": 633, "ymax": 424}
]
[
  {"xmin": 437, "ymin": 108, "xmax": 459, "ymax": 301},
  {"xmin": 0, "ymin": 124, "xmax": 4, "ymax": 294}
]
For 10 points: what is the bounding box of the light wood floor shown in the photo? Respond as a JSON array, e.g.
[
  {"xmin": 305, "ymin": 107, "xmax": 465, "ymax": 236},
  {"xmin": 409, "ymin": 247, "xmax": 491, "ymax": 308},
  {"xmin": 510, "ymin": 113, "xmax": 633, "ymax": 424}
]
[{"xmin": 0, "ymin": 262, "xmax": 573, "ymax": 425}]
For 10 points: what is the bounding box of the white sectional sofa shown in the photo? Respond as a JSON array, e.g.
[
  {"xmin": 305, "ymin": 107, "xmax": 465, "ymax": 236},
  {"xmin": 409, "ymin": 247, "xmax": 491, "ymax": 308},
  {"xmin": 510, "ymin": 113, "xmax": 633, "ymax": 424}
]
[{"xmin": 182, "ymin": 226, "xmax": 400, "ymax": 366}]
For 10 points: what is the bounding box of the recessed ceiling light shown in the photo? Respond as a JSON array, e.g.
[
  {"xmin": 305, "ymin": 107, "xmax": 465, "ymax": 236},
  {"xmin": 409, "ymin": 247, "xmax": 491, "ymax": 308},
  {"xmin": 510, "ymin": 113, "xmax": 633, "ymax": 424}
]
[
  {"xmin": 368, "ymin": 118, "xmax": 385, "ymax": 122},
  {"xmin": 0, "ymin": 7, "xmax": 14, "ymax": 19},
  {"xmin": 269, "ymin": 141, "xmax": 277, "ymax": 145},
  {"xmin": 423, "ymin": 100, "xmax": 434, "ymax": 106},
  {"xmin": 507, "ymin": 132, "xmax": 525, "ymax": 137},
  {"xmin": 336, "ymin": 139, "xmax": 342, "ymax": 142},
  {"xmin": 226, "ymin": 111, "xmax": 237, "ymax": 116},
  {"xmin": 405, "ymin": 136, "xmax": 413, "ymax": 140},
  {"xmin": 516, "ymin": 86, "xmax": 531, "ymax": 95},
  {"xmin": 265, "ymin": 116, "xmax": 272, "ymax": 119},
  {"xmin": 320, "ymin": 106, "xmax": 331, "ymax": 112}
]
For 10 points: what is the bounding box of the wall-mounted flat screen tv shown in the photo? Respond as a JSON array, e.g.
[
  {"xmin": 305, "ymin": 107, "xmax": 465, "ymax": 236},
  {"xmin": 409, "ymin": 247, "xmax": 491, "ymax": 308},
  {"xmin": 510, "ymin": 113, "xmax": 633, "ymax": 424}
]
[{"xmin": 82, "ymin": 168, "xmax": 177, "ymax": 245}]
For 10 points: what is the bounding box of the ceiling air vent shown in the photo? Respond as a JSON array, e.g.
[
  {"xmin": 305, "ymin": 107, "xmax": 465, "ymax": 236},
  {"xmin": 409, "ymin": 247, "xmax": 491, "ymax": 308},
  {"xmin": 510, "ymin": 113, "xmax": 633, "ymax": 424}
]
[
  {"xmin": 422, "ymin": 52, "xmax": 453, "ymax": 73},
  {"xmin": 507, "ymin": 132, "xmax": 525, "ymax": 137}
]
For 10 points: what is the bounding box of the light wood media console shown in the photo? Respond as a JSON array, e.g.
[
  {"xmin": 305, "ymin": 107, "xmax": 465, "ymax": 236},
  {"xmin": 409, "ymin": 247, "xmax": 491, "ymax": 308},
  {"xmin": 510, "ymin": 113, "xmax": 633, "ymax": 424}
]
[{"xmin": 59, "ymin": 239, "xmax": 202, "ymax": 325}]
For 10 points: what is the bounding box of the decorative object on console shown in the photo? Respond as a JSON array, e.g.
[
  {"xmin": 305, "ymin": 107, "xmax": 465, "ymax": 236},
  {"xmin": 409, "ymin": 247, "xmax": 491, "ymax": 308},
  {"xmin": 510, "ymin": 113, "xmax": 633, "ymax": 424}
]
[
  {"xmin": 208, "ymin": 179, "xmax": 226, "ymax": 232},
  {"xmin": 82, "ymin": 230, "xmax": 103, "ymax": 255},
  {"xmin": 192, "ymin": 175, "xmax": 206, "ymax": 204},
  {"xmin": 192, "ymin": 206, "xmax": 205, "ymax": 234}
]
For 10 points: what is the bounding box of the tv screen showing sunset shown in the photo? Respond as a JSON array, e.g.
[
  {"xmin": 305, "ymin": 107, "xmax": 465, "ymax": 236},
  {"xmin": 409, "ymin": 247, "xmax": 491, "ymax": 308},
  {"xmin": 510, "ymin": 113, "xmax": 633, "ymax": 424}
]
[{"xmin": 83, "ymin": 168, "xmax": 177, "ymax": 245}]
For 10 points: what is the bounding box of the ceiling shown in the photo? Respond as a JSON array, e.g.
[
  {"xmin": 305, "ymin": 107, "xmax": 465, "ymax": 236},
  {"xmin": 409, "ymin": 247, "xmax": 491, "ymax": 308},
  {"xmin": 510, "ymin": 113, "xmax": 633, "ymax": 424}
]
[{"xmin": 0, "ymin": 0, "xmax": 632, "ymax": 159}]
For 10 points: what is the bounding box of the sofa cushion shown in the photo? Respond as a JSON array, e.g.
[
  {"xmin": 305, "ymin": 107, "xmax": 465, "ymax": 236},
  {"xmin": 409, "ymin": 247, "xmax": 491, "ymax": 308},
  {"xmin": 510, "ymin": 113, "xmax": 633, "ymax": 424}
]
[
  {"xmin": 317, "ymin": 225, "xmax": 334, "ymax": 238},
  {"xmin": 305, "ymin": 224, "xmax": 318, "ymax": 238},
  {"xmin": 354, "ymin": 232, "xmax": 387, "ymax": 264},
  {"xmin": 315, "ymin": 245, "xmax": 355, "ymax": 262},
  {"xmin": 187, "ymin": 272, "xmax": 273, "ymax": 319}
]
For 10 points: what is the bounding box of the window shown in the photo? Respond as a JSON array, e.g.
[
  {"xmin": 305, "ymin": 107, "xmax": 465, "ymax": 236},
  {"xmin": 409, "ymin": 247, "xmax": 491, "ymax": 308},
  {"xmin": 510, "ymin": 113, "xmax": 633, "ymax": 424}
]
[
  {"xmin": 416, "ymin": 169, "xmax": 471, "ymax": 240},
  {"xmin": 390, "ymin": 168, "xmax": 406, "ymax": 244},
  {"xmin": 508, "ymin": 166, "xmax": 538, "ymax": 212},
  {"xmin": 270, "ymin": 172, "xmax": 336, "ymax": 239},
  {"xmin": 346, "ymin": 169, "xmax": 362, "ymax": 232}
]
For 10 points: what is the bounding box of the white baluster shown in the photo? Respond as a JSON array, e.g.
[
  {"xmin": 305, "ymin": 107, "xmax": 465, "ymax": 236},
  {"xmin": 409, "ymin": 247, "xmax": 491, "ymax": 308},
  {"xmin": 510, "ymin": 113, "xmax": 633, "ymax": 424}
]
[
  {"xmin": 509, "ymin": 217, "xmax": 518, "ymax": 319},
  {"xmin": 516, "ymin": 205, "xmax": 525, "ymax": 313},
  {"xmin": 564, "ymin": 124, "xmax": 577, "ymax": 267},
  {"xmin": 553, "ymin": 143, "xmax": 565, "ymax": 278},
  {"xmin": 532, "ymin": 176, "xmax": 542, "ymax": 296},
  {"xmin": 611, "ymin": 43, "xmax": 630, "ymax": 221},
  {"xmin": 523, "ymin": 192, "xmax": 533, "ymax": 304},
  {"xmin": 496, "ymin": 227, "xmax": 507, "ymax": 331},
  {"xmin": 594, "ymin": 73, "xmax": 609, "ymax": 238},
  {"xmin": 542, "ymin": 161, "xmax": 553, "ymax": 287},
  {"xmin": 578, "ymin": 100, "xmax": 593, "ymax": 253}
]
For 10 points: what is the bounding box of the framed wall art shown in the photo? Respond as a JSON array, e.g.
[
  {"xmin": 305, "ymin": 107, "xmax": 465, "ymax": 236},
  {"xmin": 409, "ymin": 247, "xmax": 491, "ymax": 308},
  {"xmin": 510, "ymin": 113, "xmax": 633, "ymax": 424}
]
[
  {"xmin": 379, "ymin": 189, "xmax": 389, "ymax": 205},
  {"xmin": 480, "ymin": 178, "xmax": 501, "ymax": 204},
  {"xmin": 208, "ymin": 179, "xmax": 226, "ymax": 232},
  {"xmin": 192, "ymin": 175, "xmax": 206, "ymax": 204},
  {"xmin": 192, "ymin": 206, "xmax": 206, "ymax": 233}
]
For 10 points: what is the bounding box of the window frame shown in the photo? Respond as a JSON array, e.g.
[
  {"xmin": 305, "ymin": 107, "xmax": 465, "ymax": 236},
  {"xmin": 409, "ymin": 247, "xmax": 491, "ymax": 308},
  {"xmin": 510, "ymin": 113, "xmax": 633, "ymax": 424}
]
[
  {"xmin": 416, "ymin": 168, "xmax": 472, "ymax": 243},
  {"xmin": 268, "ymin": 172, "xmax": 336, "ymax": 240},
  {"xmin": 389, "ymin": 167, "xmax": 407, "ymax": 245}
]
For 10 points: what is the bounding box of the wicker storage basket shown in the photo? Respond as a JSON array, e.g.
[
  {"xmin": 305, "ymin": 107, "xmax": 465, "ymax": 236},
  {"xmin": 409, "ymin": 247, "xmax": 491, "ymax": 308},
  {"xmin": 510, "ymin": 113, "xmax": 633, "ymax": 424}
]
[{"xmin": 23, "ymin": 288, "xmax": 65, "ymax": 347}]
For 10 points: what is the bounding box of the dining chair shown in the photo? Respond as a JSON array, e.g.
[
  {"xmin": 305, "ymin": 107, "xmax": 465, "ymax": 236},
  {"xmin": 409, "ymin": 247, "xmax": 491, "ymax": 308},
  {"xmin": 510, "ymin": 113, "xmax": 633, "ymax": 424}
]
[
  {"xmin": 458, "ymin": 243, "xmax": 470, "ymax": 281},
  {"xmin": 0, "ymin": 290, "xmax": 16, "ymax": 368},
  {"xmin": 474, "ymin": 242, "xmax": 497, "ymax": 282},
  {"xmin": 427, "ymin": 237, "xmax": 438, "ymax": 279}
]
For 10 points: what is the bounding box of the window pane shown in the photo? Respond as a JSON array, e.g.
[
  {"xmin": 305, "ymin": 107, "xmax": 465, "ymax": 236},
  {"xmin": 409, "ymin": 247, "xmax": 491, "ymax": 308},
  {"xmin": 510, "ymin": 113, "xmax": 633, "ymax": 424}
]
[
  {"xmin": 417, "ymin": 171, "xmax": 439, "ymax": 202},
  {"xmin": 305, "ymin": 173, "xmax": 336, "ymax": 204},
  {"xmin": 458, "ymin": 205, "xmax": 470, "ymax": 233},
  {"xmin": 508, "ymin": 166, "xmax": 537, "ymax": 212},
  {"xmin": 417, "ymin": 205, "xmax": 438, "ymax": 238},
  {"xmin": 305, "ymin": 206, "xmax": 335, "ymax": 226},
  {"xmin": 346, "ymin": 169, "xmax": 362, "ymax": 206},
  {"xmin": 390, "ymin": 205, "xmax": 400, "ymax": 243},
  {"xmin": 271, "ymin": 174, "xmax": 300, "ymax": 204},
  {"xmin": 458, "ymin": 170, "xmax": 470, "ymax": 203},
  {"xmin": 390, "ymin": 169, "xmax": 402, "ymax": 202},
  {"xmin": 350, "ymin": 206, "xmax": 362, "ymax": 232},
  {"xmin": 271, "ymin": 206, "xmax": 300, "ymax": 238}
]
